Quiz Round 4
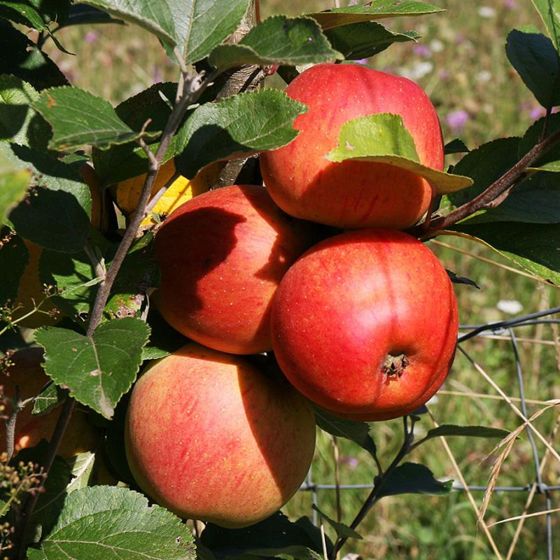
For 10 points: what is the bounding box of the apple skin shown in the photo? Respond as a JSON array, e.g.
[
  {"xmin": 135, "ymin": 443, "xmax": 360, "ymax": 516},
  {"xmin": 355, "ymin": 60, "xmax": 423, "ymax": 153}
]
[
  {"xmin": 154, "ymin": 184, "xmax": 321, "ymax": 354},
  {"xmin": 125, "ymin": 343, "xmax": 316, "ymax": 528},
  {"xmin": 0, "ymin": 348, "xmax": 99, "ymax": 458},
  {"xmin": 260, "ymin": 63, "xmax": 444, "ymax": 229},
  {"xmin": 271, "ymin": 229, "xmax": 458, "ymax": 421}
]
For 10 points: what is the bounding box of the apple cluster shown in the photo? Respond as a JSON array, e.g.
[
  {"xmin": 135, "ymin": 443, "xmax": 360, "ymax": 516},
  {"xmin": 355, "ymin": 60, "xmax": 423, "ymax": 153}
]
[{"xmin": 125, "ymin": 63, "xmax": 459, "ymax": 528}]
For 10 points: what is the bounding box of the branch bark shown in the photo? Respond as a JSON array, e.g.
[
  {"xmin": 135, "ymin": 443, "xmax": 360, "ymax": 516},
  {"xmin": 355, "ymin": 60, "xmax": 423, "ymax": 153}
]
[
  {"xmin": 330, "ymin": 417, "xmax": 416, "ymax": 560},
  {"xmin": 422, "ymin": 127, "xmax": 560, "ymax": 237}
]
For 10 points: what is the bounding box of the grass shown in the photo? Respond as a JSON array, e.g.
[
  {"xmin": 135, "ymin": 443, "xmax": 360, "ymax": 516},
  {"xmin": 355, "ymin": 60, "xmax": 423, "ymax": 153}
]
[{"xmin": 42, "ymin": 1, "xmax": 560, "ymax": 558}]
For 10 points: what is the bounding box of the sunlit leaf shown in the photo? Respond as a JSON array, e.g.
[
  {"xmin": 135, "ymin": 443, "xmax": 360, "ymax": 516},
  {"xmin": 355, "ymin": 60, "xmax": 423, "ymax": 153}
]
[{"xmin": 327, "ymin": 114, "xmax": 472, "ymax": 194}]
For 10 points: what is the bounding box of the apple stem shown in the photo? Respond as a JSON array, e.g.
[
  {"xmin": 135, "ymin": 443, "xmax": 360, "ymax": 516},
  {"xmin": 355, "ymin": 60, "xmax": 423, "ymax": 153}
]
[{"xmin": 330, "ymin": 415, "xmax": 417, "ymax": 560}]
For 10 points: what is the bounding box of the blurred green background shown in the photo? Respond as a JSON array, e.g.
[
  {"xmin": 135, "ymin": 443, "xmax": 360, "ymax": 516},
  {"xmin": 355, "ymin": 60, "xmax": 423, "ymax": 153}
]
[{"xmin": 43, "ymin": 1, "xmax": 560, "ymax": 558}]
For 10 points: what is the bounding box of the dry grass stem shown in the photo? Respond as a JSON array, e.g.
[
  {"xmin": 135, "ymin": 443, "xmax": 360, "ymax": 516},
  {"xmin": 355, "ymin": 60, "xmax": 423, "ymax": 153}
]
[{"xmin": 427, "ymin": 409, "xmax": 504, "ymax": 559}]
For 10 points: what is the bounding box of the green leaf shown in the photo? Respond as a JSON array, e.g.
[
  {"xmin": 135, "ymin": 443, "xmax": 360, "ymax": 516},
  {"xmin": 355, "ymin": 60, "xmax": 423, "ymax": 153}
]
[
  {"xmin": 35, "ymin": 318, "xmax": 150, "ymax": 419},
  {"xmin": 201, "ymin": 512, "xmax": 328, "ymax": 560},
  {"xmin": 377, "ymin": 462, "xmax": 452, "ymax": 499},
  {"xmin": 0, "ymin": 166, "xmax": 31, "ymax": 227},
  {"xmin": 40, "ymin": 233, "xmax": 155, "ymax": 322},
  {"xmin": 141, "ymin": 346, "xmax": 169, "ymax": 361},
  {"xmin": 39, "ymin": 247, "xmax": 99, "ymax": 318},
  {"xmin": 421, "ymin": 425, "xmax": 510, "ymax": 442},
  {"xmin": 506, "ymin": 30, "xmax": 560, "ymax": 108},
  {"xmin": 330, "ymin": 113, "xmax": 420, "ymax": 161},
  {"xmin": 27, "ymin": 486, "xmax": 195, "ymax": 560},
  {"xmin": 312, "ymin": 505, "xmax": 362, "ymax": 541},
  {"xmin": 444, "ymin": 138, "xmax": 469, "ymax": 155},
  {"xmin": 14, "ymin": 444, "xmax": 72, "ymax": 542},
  {"xmin": 0, "ymin": 1, "xmax": 46, "ymax": 30},
  {"xmin": 33, "ymin": 86, "xmax": 157, "ymax": 151},
  {"xmin": 32, "ymin": 382, "xmax": 65, "ymax": 415},
  {"xmin": 141, "ymin": 309, "xmax": 189, "ymax": 362},
  {"xmin": 81, "ymin": 0, "xmax": 178, "ymax": 45},
  {"xmin": 83, "ymin": 0, "xmax": 250, "ymax": 64},
  {"xmin": 450, "ymin": 222, "xmax": 560, "ymax": 285},
  {"xmin": 179, "ymin": 0, "xmax": 251, "ymax": 64},
  {"xmin": 0, "ymin": 22, "xmax": 68, "ymax": 91},
  {"xmin": 519, "ymin": 113, "xmax": 560, "ymax": 167},
  {"xmin": 324, "ymin": 21, "xmax": 418, "ymax": 60},
  {"xmin": 31, "ymin": 456, "xmax": 72, "ymax": 538},
  {"xmin": 314, "ymin": 407, "xmax": 376, "ymax": 459},
  {"xmin": 449, "ymin": 136, "xmax": 560, "ymax": 225},
  {"xmin": 327, "ymin": 114, "xmax": 472, "ymax": 195},
  {"xmin": 105, "ymin": 233, "xmax": 159, "ymax": 320},
  {"xmin": 477, "ymin": 173, "xmax": 560, "ymax": 224},
  {"xmin": 66, "ymin": 451, "xmax": 96, "ymax": 493},
  {"xmin": 0, "ymin": 75, "xmax": 39, "ymax": 143},
  {"xmin": 58, "ymin": 4, "xmax": 123, "ymax": 28},
  {"xmin": 7, "ymin": 144, "xmax": 92, "ymax": 253},
  {"xmin": 175, "ymin": 89, "xmax": 306, "ymax": 178},
  {"xmin": 530, "ymin": 0, "xmax": 560, "ymax": 49},
  {"xmin": 92, "ymin": 82, "xmax": 176, "ymax": 184},
  {"xmin": 531, "ymin": 160, "xmax": 560, "ymax": 172},
  {"xmin": 209, "ymin": 16, "xmax": 342, "ymax": 70},
  {"xmin": 0, "ymin": 229, "xmax": 28, "ymax": 306},
  {"xmin": 30, "ymin": 0, "xmax": 70, "ymax": 23},
  {"xmin": 308, "ymin": 1, "xmax": 444, "ymax": 31},
  {"xmin": 448, "ymin": 138, "xmax": 521, "ymax": 207}
]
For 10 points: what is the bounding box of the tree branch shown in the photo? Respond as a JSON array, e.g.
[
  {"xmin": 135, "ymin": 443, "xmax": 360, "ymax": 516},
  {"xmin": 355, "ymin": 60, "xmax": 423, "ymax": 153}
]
[
  {"xmin": 422, "ymin": 127, "xmax": 560, "ymax": 237},
  {"xmin": 330, "ymin": 416, "xmax": 416, "ymax": 560},
  {"xmin": 14, "ymin": 64, "xmax": 221, "ymax": 560}
]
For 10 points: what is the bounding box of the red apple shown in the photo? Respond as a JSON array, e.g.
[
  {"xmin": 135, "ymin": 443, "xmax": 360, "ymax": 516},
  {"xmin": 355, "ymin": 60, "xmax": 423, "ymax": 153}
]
[
  {"xmin": 125, "ymin": 343, "xmax": 316, "ymax": 528},
  {"xmin": 271, "ymin": 229, "xmax": 458, "ymax": 421},
  {"xmin": 154, "ymin": 184, "xmax": 320, "ymax": 354},
  {"xmin": 260, "ymin": 63, "xmax": 444, "ymax": 229}
]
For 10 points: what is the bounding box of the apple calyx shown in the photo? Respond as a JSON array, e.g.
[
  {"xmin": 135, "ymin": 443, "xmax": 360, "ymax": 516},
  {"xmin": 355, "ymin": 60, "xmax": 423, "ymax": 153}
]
[{"xmin": 382, "ymin": 353, "xmax": 409, "ymax": 378}]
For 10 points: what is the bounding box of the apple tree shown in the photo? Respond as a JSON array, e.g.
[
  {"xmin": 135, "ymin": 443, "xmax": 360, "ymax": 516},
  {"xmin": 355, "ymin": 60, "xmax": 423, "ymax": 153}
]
[{"xmin": 0, "ymin": 1, "xmax": 559, "ymax": 559}]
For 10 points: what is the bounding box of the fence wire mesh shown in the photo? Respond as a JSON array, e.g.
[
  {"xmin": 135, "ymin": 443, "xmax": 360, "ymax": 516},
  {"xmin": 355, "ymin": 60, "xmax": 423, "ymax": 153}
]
[{"xmin": 298, "ymin": 306, "xmax": 560, "ymax": 560}]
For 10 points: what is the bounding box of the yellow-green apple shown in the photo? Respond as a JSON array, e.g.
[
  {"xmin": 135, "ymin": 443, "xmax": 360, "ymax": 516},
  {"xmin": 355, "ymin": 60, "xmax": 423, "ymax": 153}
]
[
  {"xmin": 0, "ymin": 348, "xmax": 99, "ymax": 458},
  {"xmin": 125, "ymin": 343, "xmax": 316, "ymax": 528},
  {"xmin": 271, "ymin": 229, "xmax": 458, "ymax": 421},
  {"xmin": 260, "ymin": 63, "xmax": 444, "ymax": 229},
  {"xmin": 154, "ymin": 184, "xmax": 320, "ymax": 354}
]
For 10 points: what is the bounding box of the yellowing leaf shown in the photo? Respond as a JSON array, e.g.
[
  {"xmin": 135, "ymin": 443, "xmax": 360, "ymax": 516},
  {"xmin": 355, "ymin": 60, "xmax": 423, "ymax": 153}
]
[
  {"xmin": 114, "ymin": 160, "xmax": 223, "ymax": 228},
  {"xmin": 115, "ymin": 159, "xmax": 177, "ymax": 216}
]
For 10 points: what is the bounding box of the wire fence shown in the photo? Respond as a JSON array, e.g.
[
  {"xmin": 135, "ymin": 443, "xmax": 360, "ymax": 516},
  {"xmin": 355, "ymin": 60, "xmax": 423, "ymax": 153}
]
[{"xmin": 298, "ymin": 307, "xmax": 560, "ymax": 560}]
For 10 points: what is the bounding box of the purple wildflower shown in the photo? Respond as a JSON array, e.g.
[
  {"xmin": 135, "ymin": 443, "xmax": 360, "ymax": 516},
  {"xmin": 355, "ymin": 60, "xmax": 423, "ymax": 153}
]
[
  {"xmin": 446, "ymin": 110, "xmax": 469, "ymax": 133},
  {"xmin": 84, "ymin": 31, "xmax": 99, "ymax": 44},
  {"xmin": 413, "ymin": 44, "xmax": 432, "ymax": 58}
]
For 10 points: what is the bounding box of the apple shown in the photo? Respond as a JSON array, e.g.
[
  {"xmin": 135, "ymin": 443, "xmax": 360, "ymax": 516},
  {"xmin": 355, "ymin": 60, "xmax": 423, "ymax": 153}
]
[
  {"xmin": 154, "ymin": 184, "xmax": 321, "ymax": 354},
  {"xmin": 260, "ymin": 63, "xmax": 444, "ymax": 229},
  {"xmin": 0, "ymin": 348, "xmax": 99, "ymax": 458},
  {"xmin": 271, "ymin": 229, "xmax": 458, "ymax": 421},
  {"xmin": 125, "ymin": 343, "xmax": 316, "ymax": 528}
]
